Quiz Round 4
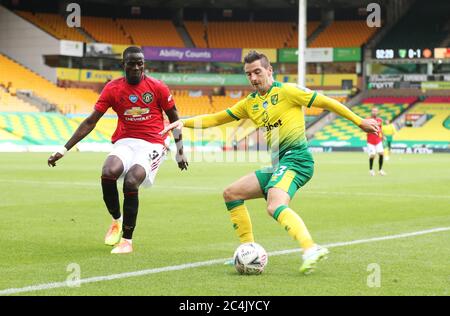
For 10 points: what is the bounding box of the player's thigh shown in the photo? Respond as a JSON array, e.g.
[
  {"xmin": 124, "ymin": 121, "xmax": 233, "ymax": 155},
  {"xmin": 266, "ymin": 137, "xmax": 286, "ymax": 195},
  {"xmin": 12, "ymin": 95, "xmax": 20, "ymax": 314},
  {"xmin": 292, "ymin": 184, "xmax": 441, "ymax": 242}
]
[
  {"xmin": 102, "ymin": 143, "xmax": 133, "ymax": 178},
  {"xmin": 223, "ymin": 171, "xmax": 265, "ymax": 202}
]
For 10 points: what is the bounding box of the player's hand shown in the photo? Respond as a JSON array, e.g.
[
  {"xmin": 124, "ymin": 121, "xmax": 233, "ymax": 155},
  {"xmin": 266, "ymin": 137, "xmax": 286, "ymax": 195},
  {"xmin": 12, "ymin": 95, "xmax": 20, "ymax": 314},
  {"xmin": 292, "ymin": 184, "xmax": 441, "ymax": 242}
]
[
  {"xmin": 176, "ymin": 151, "xmax": 188, "ymax": 171},
  {"xmin": 47, "ymin": 152, "xmax": 63, "ymax": 167},
  {"xmin": 160, "ymin": 120, "xmax": 184, "ymax": 136},
  {"xmin": 359, "ymin": 118, "xmax": 379, "ymax": 134},
  {"xmin": 48, "ymin": 146, "xmax": 67, "ymax": 167}
]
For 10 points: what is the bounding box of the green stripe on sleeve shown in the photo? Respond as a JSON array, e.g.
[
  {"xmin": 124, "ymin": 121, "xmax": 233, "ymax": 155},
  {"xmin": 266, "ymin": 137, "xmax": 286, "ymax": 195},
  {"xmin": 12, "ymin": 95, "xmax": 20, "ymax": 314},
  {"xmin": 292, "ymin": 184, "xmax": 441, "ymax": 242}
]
[
  {"xmin": 307, "ymin": 91, "xmax": 318, "ymax": 108},
  {"xmin": 226, "ymin": 109, "xmax": 240, "ymax": 121}
]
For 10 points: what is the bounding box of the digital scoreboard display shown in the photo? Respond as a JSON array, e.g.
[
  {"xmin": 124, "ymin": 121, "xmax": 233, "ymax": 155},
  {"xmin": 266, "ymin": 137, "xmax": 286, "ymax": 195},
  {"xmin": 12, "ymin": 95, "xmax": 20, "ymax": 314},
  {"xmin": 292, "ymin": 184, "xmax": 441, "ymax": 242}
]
[{"xmin": 374, "ymin": 48, "xmax": 434, "ymax": 59}]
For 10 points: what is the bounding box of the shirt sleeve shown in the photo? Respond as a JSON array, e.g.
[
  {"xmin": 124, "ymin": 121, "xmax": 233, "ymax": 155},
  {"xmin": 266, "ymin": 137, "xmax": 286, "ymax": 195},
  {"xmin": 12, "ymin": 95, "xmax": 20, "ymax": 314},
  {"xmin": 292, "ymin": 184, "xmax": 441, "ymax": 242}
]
[
  {"xmin": 313, "ymin": 93, "xmax": 363, "ymax": 126},
  {"xmin": 226, "ymin": 98, "xmax": 249, "ymax": 120},
  {"xmin": 94, "ymin": 83, "xmax": 113, "ymax": 113},
  {"xmin": 159, "ymin": 81, "xmax": 175, "ymax": 111},
  {"xmin": 283, "ymin": 83, "xmax": 318, "ymax": 108},
  {"xmin": 182, "ymin": 110, "xmax": 235, "ymax": 128}
]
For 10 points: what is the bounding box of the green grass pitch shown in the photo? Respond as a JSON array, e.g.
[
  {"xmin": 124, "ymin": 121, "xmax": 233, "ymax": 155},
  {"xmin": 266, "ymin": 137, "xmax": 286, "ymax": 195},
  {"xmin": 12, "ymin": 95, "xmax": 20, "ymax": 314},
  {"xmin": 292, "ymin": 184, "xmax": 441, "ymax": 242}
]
[{"xmin": 0, "ymin": 152, "xmax": 448, "ymax": 296}]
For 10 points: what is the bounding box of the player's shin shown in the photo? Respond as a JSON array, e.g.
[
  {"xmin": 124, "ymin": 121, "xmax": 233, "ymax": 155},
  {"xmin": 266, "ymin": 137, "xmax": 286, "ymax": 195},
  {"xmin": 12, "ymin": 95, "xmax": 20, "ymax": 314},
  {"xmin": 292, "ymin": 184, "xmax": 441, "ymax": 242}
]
[
  {"xmin": 122, "ymin": 188, "xmax": 139, "ymax": 240},
  {"xmin": 225, "ymin": 200, "xmax": 254, "ymax": 243},
  {"xmin": 101, "ymin": 176, "xmax": 121, "ymax": 219},
  {"xmin": 273, "ymin": 205, "xmax": 314, "ymax": 251}
]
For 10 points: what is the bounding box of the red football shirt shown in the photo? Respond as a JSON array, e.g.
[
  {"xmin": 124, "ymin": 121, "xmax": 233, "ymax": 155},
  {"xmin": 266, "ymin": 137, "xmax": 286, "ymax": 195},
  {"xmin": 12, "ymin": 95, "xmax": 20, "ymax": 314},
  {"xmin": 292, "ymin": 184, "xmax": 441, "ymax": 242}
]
[
  {"xmin": 367, "ymin": 117, "xmax": 383, "ymax": 145},
  {"xmin": 95, "ymin": 75, "xmax": 175, "ymax": 145}
]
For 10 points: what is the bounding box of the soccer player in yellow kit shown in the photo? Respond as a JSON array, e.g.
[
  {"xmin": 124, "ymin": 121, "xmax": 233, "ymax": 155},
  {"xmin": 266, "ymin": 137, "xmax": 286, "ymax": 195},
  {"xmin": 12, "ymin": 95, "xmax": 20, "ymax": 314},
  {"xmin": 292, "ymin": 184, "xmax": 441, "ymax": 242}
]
[
  {"xmin": 161, "ymin": 51, "xmax": 379, "ymax": 274},
  {"xmin": 382, "ymin": 119, "xmax": 397, "ymax": 160}
]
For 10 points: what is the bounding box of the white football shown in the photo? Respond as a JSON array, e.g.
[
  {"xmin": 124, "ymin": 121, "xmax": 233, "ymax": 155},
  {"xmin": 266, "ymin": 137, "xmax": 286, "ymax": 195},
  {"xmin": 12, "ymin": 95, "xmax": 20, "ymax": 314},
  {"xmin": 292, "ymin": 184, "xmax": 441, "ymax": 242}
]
[{"xmin": 233, "ymin": 242, "xmax": 268, "ymax": 275}]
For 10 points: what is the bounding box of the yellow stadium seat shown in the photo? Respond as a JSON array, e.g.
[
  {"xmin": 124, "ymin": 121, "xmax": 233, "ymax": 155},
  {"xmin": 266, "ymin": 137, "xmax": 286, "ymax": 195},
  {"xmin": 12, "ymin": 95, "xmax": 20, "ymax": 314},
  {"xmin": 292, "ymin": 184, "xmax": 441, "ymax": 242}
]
[
  {"xmin": 0, "ymin": 54, "xmax": 101, "ymax": 114},
  {"xmin": 309, "ymin": 21, "xmax": 377, "ymax": 48},
  {"xmin": 16, "ymin": 11, "xmax": 88, "ymax": 42}
]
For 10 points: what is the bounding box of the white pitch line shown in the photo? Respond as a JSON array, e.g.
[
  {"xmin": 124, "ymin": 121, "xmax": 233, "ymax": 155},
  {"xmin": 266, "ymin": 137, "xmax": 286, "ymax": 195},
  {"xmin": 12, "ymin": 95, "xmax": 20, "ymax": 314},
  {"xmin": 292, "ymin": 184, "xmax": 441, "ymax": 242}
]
[
  {"xmin": 2, "ymin": 179, "xmax": 449, "ymax": 199},
  {"xmin": 303, "ymin": 190, "xmax": 450, "ymax": 200},
  {"xmin": 0, "ymin": 226, "xmax": 449, "ymax": 296}
]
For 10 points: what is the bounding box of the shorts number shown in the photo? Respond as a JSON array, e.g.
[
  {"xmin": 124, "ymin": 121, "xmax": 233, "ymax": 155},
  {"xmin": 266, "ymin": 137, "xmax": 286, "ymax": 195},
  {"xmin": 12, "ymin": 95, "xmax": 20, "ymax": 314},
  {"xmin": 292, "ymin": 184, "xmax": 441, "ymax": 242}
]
[{"xmin": 274, "ymin": 166, "xmax": 287, "ymax": 176}]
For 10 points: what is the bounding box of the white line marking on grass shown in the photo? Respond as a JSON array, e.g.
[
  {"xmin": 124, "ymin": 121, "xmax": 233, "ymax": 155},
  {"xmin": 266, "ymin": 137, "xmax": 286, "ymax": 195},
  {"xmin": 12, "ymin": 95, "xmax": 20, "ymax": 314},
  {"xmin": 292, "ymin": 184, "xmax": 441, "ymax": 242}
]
[
  {"xmin": 2, "ymin": 180, "xmax": 450, "ymax": 199},
  {"xmin": 304, "ymin": 190, "xmax": 450, "ymax": 200},
  {"xmin": 0, "ymin": 179, "xmax": 217, "ymax": 191},
  {"xmin": 1, "ymin": 226, "xmax": 449, "ymax": 296}
]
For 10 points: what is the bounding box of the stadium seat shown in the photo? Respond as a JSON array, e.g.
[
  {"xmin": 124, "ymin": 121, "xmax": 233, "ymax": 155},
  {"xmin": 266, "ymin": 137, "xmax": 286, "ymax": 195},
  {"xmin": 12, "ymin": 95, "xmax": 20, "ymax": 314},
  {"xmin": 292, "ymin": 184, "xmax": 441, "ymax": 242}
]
[
  {"xmin": 309, "ymin": 97, "xmax": 415, "ymax": 147},
  {"xmin": 118, "ymin": 19, "xmax": 184, "ymax": 47},
  {"xmin": 185, "ymin": 21, "xmax": 319, "ymax": 48},
  {"xmin": 82, "ymin": 16, "xmax": 132, "ymax": 44},
  {"xmin": 15, "ymin": 11, "xmax": 88, "ymax": 42},
  {"xmin": 394, "ymin": 102, "xmax": 450, "ymax": 145},
  {"xmin": 0, "ymin": 90, "xmax": 39, "ymax": 112},
  {"xmin": 0, "ymin": 54, "xmax": 102, "ymax": 114},
  {"xmin": 0, "ymin": 112, "xmax": 110, "ymax": 145},
  {"xmin": 309, "ymin": 21, "xmax": 377, "ymax": 48}
]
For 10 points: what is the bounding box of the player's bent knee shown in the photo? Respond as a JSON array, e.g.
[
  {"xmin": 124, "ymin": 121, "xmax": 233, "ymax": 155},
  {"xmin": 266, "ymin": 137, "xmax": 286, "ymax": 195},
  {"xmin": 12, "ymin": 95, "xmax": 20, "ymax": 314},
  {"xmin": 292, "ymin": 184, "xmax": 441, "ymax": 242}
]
[
  {"xmin": 123, "ymin": 178, "xmax": 140, "ymax": 191},
  {"xmin": 123, "ymin": 172, "xmax": 145, "ymax": 191},
  {"xmin": 102, "ymin": 167, "xmax": 122, "ymax": 180},
  {"xmin": 223, "ymin": 186, "xmax": 236, "ymax": 202}
]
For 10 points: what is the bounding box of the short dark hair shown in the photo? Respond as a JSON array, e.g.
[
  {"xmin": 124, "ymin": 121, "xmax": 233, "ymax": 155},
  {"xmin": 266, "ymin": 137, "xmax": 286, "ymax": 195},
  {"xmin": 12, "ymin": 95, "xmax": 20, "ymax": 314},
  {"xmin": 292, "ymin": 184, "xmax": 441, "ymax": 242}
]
[
  {"xmin": 123, "ymin": 46, "xmax": 144, "ymax": 60},
  {"xmin": 243, "ymin": 50, "xmax": 270, "ymax": 68}
]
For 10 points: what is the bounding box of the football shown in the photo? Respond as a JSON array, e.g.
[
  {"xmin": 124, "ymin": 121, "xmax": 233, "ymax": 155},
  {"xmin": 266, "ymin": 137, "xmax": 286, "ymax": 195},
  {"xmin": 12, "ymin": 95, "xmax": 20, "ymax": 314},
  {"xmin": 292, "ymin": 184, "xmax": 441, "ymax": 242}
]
[{"xmin": 233, "ymin": 242, "xmax": 268, "ymax": 275}]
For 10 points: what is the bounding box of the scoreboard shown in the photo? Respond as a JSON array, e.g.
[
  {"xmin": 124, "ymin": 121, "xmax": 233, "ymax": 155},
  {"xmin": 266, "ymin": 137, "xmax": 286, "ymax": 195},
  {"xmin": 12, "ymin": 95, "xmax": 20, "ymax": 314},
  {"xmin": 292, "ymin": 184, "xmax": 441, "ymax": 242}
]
[{"xmin": 374, "ymin": 48, "xmax": 434, "ymax": 59}]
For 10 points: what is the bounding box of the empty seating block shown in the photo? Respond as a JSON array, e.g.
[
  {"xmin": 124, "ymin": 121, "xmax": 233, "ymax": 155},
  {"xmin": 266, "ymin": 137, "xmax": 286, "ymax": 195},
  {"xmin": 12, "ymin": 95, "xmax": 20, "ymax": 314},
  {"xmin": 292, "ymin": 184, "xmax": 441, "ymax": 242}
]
[
  {"xmin": 0, "ymin": 90, "xmax": 39, "ymax": 112},
  {"xmin": 16, "ymin": 11, "xmax": 87, "ymax": 42},
  {"xmin": 394, "ymin": 102, "xmax": 450, "ymax": 144},
  {"xmin": 82, "ymin": 16, "xmax": 132, "ymax": 44},
  {"xmin": 309, "ymin": 21, "xmax": 377, "ymax": 48},
  {"xmin": 310, "ymin": 97, "xmax": 414, "ymax": 147},
  {"xmin": 0, "ymin": 112, "xmax": 110, "ymax": 145},
  {"xmin": 118, "ymin": 19, "xmax": 184, "ymax": 47},
  {"xmin": 185, "ymin": 21, "xmax": 319, "ymax": 48},
  {"xmin": 0, "ymin": 54, "xmax": 100, "ymax": 114}
]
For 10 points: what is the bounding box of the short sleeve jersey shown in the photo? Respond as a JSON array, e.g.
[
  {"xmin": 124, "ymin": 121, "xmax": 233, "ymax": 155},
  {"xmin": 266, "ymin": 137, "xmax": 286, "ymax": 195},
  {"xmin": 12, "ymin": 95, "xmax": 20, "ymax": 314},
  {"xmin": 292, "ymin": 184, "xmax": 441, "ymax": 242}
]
[{"xmin": 95, "ymin": 75, "xmax": 175, "ymax": 145}]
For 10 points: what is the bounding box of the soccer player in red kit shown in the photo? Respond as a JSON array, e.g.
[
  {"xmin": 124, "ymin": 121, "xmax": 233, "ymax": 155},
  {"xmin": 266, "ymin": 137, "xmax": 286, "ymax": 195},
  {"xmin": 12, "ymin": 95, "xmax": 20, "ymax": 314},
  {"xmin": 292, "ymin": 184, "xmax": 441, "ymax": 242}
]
[
  {"xmin": 367, "ymin": 107, "xmax": 386, "ymax": 176},
  {"xmin": 47, "ymin": 46, "xmax": 188, "ymax": 254}
]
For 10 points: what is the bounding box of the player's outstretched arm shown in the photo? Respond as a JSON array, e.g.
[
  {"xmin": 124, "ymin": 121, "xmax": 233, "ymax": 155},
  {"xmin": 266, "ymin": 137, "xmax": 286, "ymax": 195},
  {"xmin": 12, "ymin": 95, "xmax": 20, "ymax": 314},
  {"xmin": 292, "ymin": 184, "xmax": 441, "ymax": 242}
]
[
  {"xmin": 47, "ymin": 110, "xmax": 104, "ymax": 167},
  {"xmin": 312, "ymin": 94, "xmax": 379, "ymax": 134},
  {"xmin": 160, "ymin": 110, "xmax": 235, "ymax": 135},
  {"xmin": 164, "ymin": 106, "xmax": 188, "ymax": 171}
]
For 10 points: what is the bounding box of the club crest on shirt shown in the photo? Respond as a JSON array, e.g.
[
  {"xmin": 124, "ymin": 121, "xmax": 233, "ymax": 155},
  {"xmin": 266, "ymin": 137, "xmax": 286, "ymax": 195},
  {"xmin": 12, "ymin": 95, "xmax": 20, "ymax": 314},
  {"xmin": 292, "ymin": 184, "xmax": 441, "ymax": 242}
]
[
  {"xmin": 271, "ymin": 94, "xmax": 278, "ymax": 105},
  {"xmin": 124, "ymin": 107, "xmax": 150, "ymax": 117},
  {"xmin": 142, "ymin": 92, "xmax": 153, "ymax": 104},
  {"xmin": 129, "ymin": 94, "xmax": 138, "ymax": 103}
]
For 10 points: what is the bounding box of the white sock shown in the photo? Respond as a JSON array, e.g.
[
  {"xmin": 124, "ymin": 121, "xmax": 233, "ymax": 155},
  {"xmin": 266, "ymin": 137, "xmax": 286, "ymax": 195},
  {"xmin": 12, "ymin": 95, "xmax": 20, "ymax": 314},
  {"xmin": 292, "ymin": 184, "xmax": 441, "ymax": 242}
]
[{"xmin": 123, "ymin": 238, "xmax": 132, "ymax": 244}]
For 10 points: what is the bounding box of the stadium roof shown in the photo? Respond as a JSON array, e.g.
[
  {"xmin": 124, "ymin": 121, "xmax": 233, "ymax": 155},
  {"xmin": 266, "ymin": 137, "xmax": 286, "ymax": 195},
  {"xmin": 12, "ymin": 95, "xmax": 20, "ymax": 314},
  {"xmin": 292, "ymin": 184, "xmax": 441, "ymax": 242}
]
[{"xmin": 71, "ymin": 0, "xmax": 386, "ymax": 9}]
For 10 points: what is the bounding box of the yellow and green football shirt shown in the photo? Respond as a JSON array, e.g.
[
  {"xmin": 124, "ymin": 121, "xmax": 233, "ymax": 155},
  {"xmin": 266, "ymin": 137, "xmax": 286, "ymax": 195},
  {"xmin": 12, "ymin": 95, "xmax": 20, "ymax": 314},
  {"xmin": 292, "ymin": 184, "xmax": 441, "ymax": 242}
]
[
  {"xmin": 382, "ymin": 124, "xmax": 396, "ymax": 136},
  {"xmin": 226, "ymin": 81, "xmax": 317, "ymax": 157}
]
